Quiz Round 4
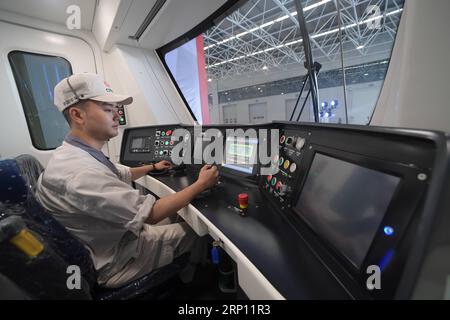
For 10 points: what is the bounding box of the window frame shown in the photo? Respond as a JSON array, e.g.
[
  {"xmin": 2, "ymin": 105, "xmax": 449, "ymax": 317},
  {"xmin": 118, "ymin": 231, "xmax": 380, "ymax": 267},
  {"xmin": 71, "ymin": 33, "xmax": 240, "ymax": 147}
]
[
  {"xmin": 156, "ymin": 0, "xmax": 246, "ymax": 123},
  {"xmin": 8, "ymin": 50, "xmax": 73, "ymax": 151},
  {"xmin": 156, "ymin": 0, "xmax": 403, "ymax": 127}
]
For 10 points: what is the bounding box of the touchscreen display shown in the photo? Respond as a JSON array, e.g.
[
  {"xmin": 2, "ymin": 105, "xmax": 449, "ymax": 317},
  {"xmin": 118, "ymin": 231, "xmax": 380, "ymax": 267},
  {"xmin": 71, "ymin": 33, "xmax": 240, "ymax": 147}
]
[{"xmin": 295, "ymin": 153, "xmax": 400, "ymax": 268}]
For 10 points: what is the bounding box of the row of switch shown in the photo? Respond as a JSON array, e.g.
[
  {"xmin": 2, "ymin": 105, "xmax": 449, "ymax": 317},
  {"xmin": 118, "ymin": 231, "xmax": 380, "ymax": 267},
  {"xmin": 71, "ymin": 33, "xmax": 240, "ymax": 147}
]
[
  {"xmin": 155, "ymin": 150, "xmax": 172, "ymax": 156},
  {"xmin": 279, "ymin": 157, "xmax": 297, "ymax": 173},
  {"xmin": 279, "ymin": 135, "xmax": 306, "ymax": 151},
  {"xmin": 155, "ymin": 140, "xmax": 174, "ymax": 146},
  {"xmin": 266, "ymin": 176, "xmax": 291, "ymax": 195},
  {"xmin": 273, "ymin": 154, "xmax": 297, "ymax": 173},
  {"xmin": 155, "ymin": 130, "xmax": 173, "ymax": 137}
]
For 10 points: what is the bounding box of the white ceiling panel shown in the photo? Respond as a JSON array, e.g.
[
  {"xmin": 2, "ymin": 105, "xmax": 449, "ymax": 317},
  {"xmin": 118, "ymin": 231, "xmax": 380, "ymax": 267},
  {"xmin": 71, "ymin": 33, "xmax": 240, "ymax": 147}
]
[{"xmin": 0, "ymin": 0, "xmax": 97, "ymax": 30}]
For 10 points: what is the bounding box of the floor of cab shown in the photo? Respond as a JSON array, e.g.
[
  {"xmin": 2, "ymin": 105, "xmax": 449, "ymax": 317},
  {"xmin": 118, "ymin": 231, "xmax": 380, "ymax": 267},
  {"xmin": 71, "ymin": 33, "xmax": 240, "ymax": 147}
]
[{"xmin": 140, "ymin": 261, "xmax": 247, "ymax": 300}]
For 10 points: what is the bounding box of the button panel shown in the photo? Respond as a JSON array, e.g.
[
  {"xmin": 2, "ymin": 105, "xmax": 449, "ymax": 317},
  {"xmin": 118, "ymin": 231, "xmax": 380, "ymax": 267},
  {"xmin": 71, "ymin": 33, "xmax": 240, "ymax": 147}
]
[
  {"xmin": 129, "ymin": 127, "xmax": 185, "ymax": 161},
  {"xmin": 261, "ymin": 128, "xmax": 308, "ymax": 209},
  {"xmin": 118, "ymin": 105, "xmax": 127, "ymax": 126}
]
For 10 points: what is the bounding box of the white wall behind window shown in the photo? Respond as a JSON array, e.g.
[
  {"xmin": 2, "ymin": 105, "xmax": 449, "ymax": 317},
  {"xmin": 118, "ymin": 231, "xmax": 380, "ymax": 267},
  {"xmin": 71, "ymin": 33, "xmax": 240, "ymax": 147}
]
[
  {"xmin": 0, "ymin": 21, "xmax": 97, "ymax": 165},
  {"xmin": 102, "ymin": 44, "xmax": 196, "ymax": 162},
  {"xmin": 211, "ymin": 81, "xmax": 381, "ymax": 125}
]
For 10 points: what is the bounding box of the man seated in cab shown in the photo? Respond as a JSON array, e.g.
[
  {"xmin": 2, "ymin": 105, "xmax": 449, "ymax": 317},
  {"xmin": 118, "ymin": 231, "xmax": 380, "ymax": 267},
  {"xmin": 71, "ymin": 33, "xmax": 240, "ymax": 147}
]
[{"xmin": 35, "ymin": 73, "xmax": 219, "ymax": 288}]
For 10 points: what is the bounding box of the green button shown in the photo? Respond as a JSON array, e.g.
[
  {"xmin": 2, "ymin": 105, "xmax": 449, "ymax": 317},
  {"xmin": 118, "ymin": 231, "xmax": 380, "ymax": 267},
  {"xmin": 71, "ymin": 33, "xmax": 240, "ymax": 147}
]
[{"xmin": 271, "ymin": 177, "xmax": 277, "ymax": 186}]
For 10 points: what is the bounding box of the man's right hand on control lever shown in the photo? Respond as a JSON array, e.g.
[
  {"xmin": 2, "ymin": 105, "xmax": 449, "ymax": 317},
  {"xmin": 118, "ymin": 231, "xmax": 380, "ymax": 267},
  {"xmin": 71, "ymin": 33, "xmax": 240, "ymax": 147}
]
[
  {"xmin": 147, "ymin": 164, "xmax": 219, "ymax": 224},
  {"xmin": 196, "ymin": 165, "xmax": 219, "ymax": 191}
]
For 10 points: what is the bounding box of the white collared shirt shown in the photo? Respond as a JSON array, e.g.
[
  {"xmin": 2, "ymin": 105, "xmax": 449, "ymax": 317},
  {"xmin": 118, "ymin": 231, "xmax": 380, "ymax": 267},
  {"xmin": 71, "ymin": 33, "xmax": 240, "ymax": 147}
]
[{"xmin": 36, "ymin": 142, "xmax": 158, "ymax": 285}]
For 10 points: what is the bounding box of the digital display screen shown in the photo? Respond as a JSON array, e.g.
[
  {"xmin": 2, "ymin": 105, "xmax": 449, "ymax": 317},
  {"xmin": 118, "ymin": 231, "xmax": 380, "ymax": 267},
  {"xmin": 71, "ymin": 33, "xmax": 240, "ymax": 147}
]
[
  {"xmin": 222, "ymin": 137, "xmax": 258, "ymax": 175},
  {"xmin": 295, "ymin": 153, "xmax": 400, "ymax": 268},
  {"xmin": 131, "ymin": 137, "xmax": 144, "ymax": 149}
]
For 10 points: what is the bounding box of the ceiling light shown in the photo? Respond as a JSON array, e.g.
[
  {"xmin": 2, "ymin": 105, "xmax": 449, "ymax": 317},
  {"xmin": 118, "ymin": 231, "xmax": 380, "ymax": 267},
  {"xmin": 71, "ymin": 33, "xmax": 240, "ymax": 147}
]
[{"xmin": 304, "ymin": 0, "xmax": 332, "ymax": 12}]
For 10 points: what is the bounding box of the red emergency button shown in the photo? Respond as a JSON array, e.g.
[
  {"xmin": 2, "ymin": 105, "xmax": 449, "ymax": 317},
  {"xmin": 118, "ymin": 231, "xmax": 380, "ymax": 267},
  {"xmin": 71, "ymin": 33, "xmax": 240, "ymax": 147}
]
[{"xmin": 238, "ymin": 193, "xmax": 248, "ymax": 209}]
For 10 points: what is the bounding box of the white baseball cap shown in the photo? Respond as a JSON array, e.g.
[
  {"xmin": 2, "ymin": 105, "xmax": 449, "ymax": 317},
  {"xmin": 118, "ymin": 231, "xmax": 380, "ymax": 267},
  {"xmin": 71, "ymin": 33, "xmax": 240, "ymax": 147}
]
[{"xmin": 54, "ymin": 73, "xmax": 133, "ymax": 112}]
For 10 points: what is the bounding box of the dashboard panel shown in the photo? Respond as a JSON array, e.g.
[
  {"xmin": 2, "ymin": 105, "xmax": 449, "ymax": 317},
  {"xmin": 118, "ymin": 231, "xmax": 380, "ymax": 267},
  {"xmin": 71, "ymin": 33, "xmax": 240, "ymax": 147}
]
[
  {"xmin": 120, "ymin": 122, "xmax": 449, "ymax": 299},
  {"xmin": 121, "ymin": 125, "xmax": 189, "ymax": 166}
]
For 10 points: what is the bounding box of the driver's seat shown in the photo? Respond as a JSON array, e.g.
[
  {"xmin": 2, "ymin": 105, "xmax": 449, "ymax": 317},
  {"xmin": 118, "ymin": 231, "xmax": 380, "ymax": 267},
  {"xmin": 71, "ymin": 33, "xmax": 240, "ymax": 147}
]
[{"xmin": 0, "ymin": 155, "xmax": 187, "ymax": 300}]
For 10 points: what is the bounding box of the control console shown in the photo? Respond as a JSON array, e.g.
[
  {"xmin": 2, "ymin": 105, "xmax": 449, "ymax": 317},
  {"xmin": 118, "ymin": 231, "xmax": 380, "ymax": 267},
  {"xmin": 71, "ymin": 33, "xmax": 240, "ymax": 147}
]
[
  {"xmin": 121, "ymin": 125, "xmax": 190, "ymax": 166},
  {"xmin": 260, "ymin": 127, "xmax": 308, "ymax": 209}
]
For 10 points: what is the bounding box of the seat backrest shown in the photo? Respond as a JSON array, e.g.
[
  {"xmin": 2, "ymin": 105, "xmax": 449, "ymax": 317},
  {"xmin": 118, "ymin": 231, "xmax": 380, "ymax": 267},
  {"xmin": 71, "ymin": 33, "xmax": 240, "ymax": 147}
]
[
  {"xmin": 0, "ymin": 214, "xmax": 92, "ymax": 299},
  {"xmin": 1, "ymin": 156, "xmax": 189, "ymax": 300},
  {"xmin": 0, "ymin": 157, "xmax": 97, "ymax": 287},
  {"xmin": 14, "ymin": 154, "xmax": 44, "ymax": 195},
  {"xmin": 0, "ymin": 159, "xmax": 28, "ymax": 205}
]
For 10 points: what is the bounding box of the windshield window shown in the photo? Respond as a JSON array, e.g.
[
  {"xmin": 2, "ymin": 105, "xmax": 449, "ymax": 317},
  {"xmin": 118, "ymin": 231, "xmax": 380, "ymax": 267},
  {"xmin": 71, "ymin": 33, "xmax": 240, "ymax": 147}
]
[{"xmin": 161, "ymin": 0, "xmax": 404, "ymax": 125}]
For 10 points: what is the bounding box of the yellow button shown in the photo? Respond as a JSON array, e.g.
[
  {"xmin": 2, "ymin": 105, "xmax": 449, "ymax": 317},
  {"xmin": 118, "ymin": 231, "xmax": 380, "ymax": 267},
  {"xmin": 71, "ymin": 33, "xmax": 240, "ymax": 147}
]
[{"xmin": 283, "ymin": 160, "xmax": 290, "ymax": 170}]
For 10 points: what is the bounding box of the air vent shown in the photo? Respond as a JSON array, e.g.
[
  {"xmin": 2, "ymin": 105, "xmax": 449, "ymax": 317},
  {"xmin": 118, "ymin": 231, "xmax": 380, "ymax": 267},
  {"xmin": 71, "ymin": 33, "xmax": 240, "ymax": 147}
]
[{"xmin": 129, "ymin": 0, "xmax": 167, "ymax": 40}]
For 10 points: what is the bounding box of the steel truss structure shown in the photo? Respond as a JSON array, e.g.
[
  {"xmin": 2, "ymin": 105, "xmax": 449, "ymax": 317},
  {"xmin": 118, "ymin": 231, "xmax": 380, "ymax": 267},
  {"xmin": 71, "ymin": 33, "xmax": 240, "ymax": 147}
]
[{"xmin": 204, "ymin": 0, "xmax": 404, "ymax": 80}]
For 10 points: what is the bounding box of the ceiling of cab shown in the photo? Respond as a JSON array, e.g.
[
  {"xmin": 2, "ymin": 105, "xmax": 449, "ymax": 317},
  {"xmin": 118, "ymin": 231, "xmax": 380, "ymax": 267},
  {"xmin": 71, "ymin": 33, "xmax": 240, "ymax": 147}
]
[
  {"xmin": 90, "ymin": 0, "xmax": 228, "ymax": 51},
  {"xmin": 203, "ymin": 0, "xmax": 405, "ymax": 80},
  {"xmin": 136, "ymin": 0, "xmax": 227, "ymax": 50},
  {"xmin": 0, "ymin": 0, "xmax": 97, "ymax": 30}
]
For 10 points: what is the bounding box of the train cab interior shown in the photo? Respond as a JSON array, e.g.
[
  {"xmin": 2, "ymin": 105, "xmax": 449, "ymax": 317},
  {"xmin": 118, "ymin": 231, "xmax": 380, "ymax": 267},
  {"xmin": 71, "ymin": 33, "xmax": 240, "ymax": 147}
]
[{"xmin": 1, "ymin": 0, "xmax": 450, "ymax": 300}]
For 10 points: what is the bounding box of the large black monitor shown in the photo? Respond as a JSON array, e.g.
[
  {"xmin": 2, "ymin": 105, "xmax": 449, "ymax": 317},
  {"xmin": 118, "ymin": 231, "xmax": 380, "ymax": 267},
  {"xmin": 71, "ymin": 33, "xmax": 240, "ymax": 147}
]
[{"xmin": 294, "ymin": 152, "xmax": 401, "ymax": 269}]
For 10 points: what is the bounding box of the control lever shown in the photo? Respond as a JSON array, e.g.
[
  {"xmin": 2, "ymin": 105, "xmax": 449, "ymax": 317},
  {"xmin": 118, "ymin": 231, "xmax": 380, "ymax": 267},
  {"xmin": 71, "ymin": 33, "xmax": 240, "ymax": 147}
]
[{"xmin": 169, "ymin": 164, "xmax": 186, "ymax": 173}]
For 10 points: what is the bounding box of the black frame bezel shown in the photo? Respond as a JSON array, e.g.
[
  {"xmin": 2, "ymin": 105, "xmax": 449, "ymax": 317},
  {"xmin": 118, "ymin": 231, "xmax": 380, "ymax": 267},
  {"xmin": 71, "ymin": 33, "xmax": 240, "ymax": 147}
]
[
  {"xmin": 120, "ymin": 124, "xmax": 185, "ymax": 166},
  {"xmin": 288, "ymin": 143, "xmax": 429, "ymax": 297},
  {"xmin": 156, "ymin": 0, "xmax": 248, "ymax": 123},
  {"xmin": 8, "ymin": 50, "xmax": 73, "ymax": 151}
]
